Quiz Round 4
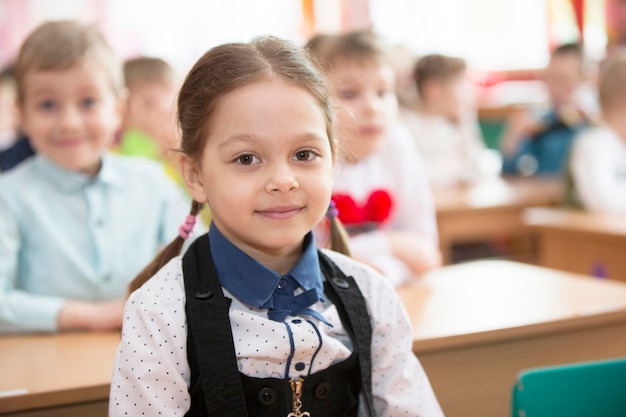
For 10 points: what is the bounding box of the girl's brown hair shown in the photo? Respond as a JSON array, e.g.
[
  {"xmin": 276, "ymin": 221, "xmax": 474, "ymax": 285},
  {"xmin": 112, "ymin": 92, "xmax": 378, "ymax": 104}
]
[{"xmin": 128, "ymin": 36, "xmax": 350, "ymax": 294}]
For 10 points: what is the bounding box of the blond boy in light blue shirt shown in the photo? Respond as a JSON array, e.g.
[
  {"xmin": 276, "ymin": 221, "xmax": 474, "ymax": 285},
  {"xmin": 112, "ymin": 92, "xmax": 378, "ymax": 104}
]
[{"xmin": 0, "ymin": 20, "xmax": 190, "ymax": 333}]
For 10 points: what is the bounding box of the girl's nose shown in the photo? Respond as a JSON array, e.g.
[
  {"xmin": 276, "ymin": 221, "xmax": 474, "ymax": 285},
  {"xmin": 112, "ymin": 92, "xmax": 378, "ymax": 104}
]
[{"xmin": 265, "ymin": 162, "xmax": 299, "ymax": 193}]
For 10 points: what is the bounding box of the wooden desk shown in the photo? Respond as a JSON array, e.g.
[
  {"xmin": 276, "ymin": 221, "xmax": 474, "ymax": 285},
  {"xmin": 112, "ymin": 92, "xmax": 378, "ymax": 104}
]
[
  {"xmin": 0, "ymin": 331, "xmax": 119, "ymax": 416},
  {"xmin": 524, "ymin": 207, "xmax": 626, "ymax": 281},
  {"xmin": 397, "ymin": 260, "xmax": 626, "ymax": 417},
  {"xmin": 434, "ymin": 177, "xmax": 563, "ymax": 264}
]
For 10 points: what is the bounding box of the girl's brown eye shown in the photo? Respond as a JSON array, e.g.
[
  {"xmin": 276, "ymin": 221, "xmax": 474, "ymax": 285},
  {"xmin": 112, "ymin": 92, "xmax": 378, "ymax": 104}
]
[
  {"xmin": 237, "ymin": 154, "xmax": 258, "ymax": 165},
  {"xmin": 294, "ymin": 151, "xmax": 313, "ymax": 161}
]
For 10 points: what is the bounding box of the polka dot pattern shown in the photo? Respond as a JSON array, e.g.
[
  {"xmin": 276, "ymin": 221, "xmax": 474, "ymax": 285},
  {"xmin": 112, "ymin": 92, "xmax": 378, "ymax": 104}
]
[{"xmin": 109, "ymin": 252, "xmax": 444, "ymax": 417}]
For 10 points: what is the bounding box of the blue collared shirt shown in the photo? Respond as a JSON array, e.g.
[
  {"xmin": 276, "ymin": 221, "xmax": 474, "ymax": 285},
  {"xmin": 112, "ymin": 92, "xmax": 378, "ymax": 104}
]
[
  {"xmin": 208, "ymin": 224, "xmax": 324, "ymax": 311},
  {"xmin": 0, "ymin": 153, "xmax": 192, "ymax": 332},
  {"xmin": 503, "ymin": 110, "xmax": 588, "ymax": 176}
]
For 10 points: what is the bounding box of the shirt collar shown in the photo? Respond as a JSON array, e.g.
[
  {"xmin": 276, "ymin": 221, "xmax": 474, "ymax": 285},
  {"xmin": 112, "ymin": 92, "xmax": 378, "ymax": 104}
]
[
  {"xmin": 33, "ymin": 153, "xmax": 126, "ymax": 192},
  {"xmin": 208, "ymin": 223, "xmax": 324, "ymax": 308}
]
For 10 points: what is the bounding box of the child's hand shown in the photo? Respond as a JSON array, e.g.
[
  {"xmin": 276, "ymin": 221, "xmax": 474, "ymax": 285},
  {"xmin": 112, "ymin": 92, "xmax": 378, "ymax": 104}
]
[
  {"xmin": 386, "ymin": 231, "xmax": 442, "ymax": 276},
  {"xmin": 501, "ymin": 108, "xmax": 542, "ymax": 155},
  {"xmin": 57, "ymin": 299, "xmax": 125, "ymax": 331}
]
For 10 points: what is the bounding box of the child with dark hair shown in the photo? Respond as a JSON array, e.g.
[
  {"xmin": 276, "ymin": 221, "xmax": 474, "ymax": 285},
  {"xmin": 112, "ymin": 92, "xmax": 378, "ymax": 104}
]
[
  {"xmin": 501, "ymin": 43, "xmax": 597, "ymax": 176},
  {"xmin": 402, "ymin": 53, "xmax": 492, "ymax": 187},
  {"xmin": 110, "ymin": 36, "xmax": 443, "ymax": 417}
]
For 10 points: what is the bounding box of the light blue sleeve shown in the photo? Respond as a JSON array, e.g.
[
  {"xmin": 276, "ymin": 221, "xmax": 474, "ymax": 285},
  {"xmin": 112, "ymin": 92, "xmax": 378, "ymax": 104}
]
[{"xmin": 0, "ymin": 196, "xmax": 65, "ymax": 333}]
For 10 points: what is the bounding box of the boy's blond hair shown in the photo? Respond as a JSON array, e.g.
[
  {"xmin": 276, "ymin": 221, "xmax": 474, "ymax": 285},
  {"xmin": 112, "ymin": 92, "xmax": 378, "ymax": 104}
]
[
  {"xmin": 306, "ymin": 30, "xmax": 390, "ymax": 71},
  {"xmin": 599, "ymin": 52, "xmax": 626, "ymax": 113},
  {"xmin": 15, "ymin": 20, "xmax": 124, "ymax": 102},
  {"xmin": 123, "ymin": 57, "xmax": 176, "ymax": 91}
]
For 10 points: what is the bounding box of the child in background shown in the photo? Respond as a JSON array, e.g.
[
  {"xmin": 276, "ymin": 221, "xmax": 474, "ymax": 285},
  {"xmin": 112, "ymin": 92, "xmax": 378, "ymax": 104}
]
[
  {"xmin": 116, "ymin": 56, "xmax": 213, "ymax": 225},
  {"xmin": 308, "ymin": 30, "xmax": 441, "ymax": 287},
  {"xmin": 501, "ymin": 43, "xmax": 597, "ymax": 176},
  {"xmin": 402, "ymin": 54, "xmax": 493, "ymax": 187},
  {"xmin": 569, "ymin": 53, "xmax": 626, "ymax": 212},
  {"xmin": 117, "ymin": 56, "xmax": 179, "ymax": 167},
  {"xmin": 0, "ymin": 65, "xmax": 36, "ymax": 172},
  {"xmin": 0, "ymin": 21, "xmax": 191, "ymax": 333},
  {"xmin": 0, "ymin": 65, "xmax": 19, "ymax": 151},
  {"xmin": 110, "ymin": 36, "xmax": 443, "ymax": 417}
]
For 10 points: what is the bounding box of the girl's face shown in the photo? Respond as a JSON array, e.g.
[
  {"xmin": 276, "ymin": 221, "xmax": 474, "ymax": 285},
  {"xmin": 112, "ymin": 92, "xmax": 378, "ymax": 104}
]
[
  {"xmin": 19, "ymin": 62, "xmax": 123, "ymax": 176},
  {"xmin": 182, "ymin": 79, "xmax": 333, "ymax": 258},
  {"xmin": 326, "ymin": 60, "xmax": 398, "ymax": 162}
]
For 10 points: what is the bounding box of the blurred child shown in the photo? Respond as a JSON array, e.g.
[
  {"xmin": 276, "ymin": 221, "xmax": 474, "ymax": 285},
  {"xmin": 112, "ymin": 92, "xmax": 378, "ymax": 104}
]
[
  {"xmin": 388, "ymin": 43, "xmax": 420, "ymax": 111},
  {"xmin": 0, "ymin": 21, "xmax": 191, "ymax": 333},
  {"xmin": 0, "ymin": 65, "xmax": 19, "ymax": 150},
  {"xmin": 0, "ymin": 65, "xmax": 36, "ymax": 172},
  {"xmin": 117, "ymin": 56, "xmax": 213, "ymax": 225},
  {"xmin": 569, "ymin": 53, "xmax": 626, "ymax": 212},
  {"xmin": 402, "ymin": 54, "xmax": 494, "ymax": 187},
  {"xmin": 117, "ymin": 56, "xmax": 179, "ymax": 163},
  {"xmin": 501, "ymin": 43, "xmax": 597, "ymax": 176},
  {"xmin": 308, "ymin": 30, "xmax": 441, "ymax": 287},
  {"xmin": 109, "ymin": 36, "xmax": 443, "ymax": 416}
]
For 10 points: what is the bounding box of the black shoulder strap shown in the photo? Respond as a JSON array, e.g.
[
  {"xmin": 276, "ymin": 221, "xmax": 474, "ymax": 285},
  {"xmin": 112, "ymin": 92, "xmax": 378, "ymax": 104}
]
[
  {"xmin": 318, "ymin": 251, "xmax": 376, "ymax": 417},
  {"xmin": 182, "ymin": 235, "xmax": 248, "ymax": 417}
]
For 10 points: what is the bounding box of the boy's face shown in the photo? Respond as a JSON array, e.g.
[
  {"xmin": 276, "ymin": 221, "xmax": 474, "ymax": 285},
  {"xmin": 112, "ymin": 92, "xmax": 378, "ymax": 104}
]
[
  {"xmin": 128, "ymin": 82, "xmax": 179, "ymax": 150},
  {"xmin": 19, "ymin": 62, "xmax": 122, "ymax": 176},
  {"xmin": 426, "ymin": 72, "xmax": 471, "ymax": 124},
  {"xmin": 327, "ymin": 59, "xmax": 398, "ymax": 162},
  {"xmin": 544, "ymin": 54, "xmax": 583, "ymax": 108}
]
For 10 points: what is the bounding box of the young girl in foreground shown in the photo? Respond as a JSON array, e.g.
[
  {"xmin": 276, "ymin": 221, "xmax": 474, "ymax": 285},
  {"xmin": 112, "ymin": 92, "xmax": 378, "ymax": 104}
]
[{"xmin": 109, "ymin": 37, "xmax": 443, "ymax": 417}]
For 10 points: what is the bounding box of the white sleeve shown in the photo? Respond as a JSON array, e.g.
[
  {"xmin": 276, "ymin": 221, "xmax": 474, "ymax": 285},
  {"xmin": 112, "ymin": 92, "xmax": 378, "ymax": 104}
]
[
  {"xmin": 389, "ymin": 126, "xmax": 439, "ymax": 242},
  {"xmin": 328, "ymin": 253, "xmax": 443, "ymax": 417},
  {"xmin": 571, "ymin": 129, "xmax": 626, "ymax": 213},
  {"xmin": 109, "ymin": 259, "xmax": 191, "ymax": 417},
  {"xmin": 349, "ymin": 231, "xmax": 412, "ymax": 287}
]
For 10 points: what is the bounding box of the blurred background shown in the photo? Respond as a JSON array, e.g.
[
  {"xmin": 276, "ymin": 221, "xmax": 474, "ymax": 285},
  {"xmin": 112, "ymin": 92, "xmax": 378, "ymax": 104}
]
[
  {"xmin": 0, "ymin": 0, "xmax": 620, "ymax": 148},
  {"xmin": 0, "ymin": 0, "xmax": 615, "ymax": 71}
]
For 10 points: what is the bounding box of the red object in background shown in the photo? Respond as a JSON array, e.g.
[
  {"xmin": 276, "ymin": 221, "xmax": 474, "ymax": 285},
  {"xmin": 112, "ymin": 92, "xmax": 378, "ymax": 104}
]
[
  {"xmin": 332, "ymin": 190, "xmax": 393, "ymax": 226},
  {"xmin": 571, "ymin": 0, "xmax": 585, "ymax": 44},
  {"xmin": 606, "ymin": 0, "xmax": 626, "ymax": 47}
]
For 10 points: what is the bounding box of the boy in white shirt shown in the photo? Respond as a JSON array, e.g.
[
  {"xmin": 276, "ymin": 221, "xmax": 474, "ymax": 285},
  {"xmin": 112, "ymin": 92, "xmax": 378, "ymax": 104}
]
[
  {"xmin": 401, "ymin": 54, "xmax": 491, "ymax": 187},
  {"xmin": 569, "ymin": 53, "xmax": 626, "ymax": 213}
]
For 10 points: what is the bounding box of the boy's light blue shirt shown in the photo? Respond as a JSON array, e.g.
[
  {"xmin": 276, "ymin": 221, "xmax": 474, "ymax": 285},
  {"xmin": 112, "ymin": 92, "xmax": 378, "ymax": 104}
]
[{"xmin": 0, "ymin": 153, "xmax": 192, "ymax": 332}]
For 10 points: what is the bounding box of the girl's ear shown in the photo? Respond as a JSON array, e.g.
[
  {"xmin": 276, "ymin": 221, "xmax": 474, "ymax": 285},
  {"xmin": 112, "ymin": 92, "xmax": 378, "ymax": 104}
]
[{"xmin": 180, "ymin": 155, "xmax": 209, "ymax": 203}]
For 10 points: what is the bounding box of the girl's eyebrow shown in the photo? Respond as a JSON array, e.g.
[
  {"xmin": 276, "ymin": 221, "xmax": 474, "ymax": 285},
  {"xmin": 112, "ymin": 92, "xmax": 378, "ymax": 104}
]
[
  {"xmin": 218, "ymin": 134, "xmax": 259, "ymax": 149},
  {"xmin": 219, "ymin": 132, "xmax": 327, "ymax": 148}
]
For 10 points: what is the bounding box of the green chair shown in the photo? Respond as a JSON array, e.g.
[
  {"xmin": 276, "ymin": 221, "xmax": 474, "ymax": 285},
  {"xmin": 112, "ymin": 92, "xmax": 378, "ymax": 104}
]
[{"xmin": 512, "ymin": 357, "xmax": 626, "ymax": 417}]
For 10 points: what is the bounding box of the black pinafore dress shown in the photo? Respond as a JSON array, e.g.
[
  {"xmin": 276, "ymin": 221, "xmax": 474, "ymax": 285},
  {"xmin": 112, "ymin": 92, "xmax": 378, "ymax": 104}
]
[{"xmin": 182, "ymin": 235, "xmax": 376, "ymax": 417}]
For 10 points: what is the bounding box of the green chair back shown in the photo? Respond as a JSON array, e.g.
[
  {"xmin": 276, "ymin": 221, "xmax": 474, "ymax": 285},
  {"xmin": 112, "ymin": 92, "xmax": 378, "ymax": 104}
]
[{"xmin": 512, "ymin": 357, "xmax": 626, "ymax": 417}]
